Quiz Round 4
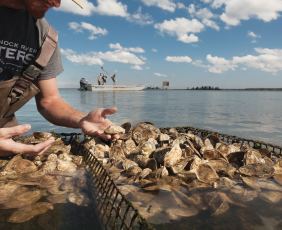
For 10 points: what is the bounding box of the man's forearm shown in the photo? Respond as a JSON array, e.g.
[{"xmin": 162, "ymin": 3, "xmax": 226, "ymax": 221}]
[{"xmin": 37, "ymin": 97, "xmax": 86, "ymax": 128}]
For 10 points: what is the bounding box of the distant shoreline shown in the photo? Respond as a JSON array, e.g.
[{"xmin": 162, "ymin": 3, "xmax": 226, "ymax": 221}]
[
  {"xmin": 145, "ymin": 88, "xmax": 282, "ymax": 91},
  {"xmin": 59, "ymin": 87, "xmax": 282, "ymax": 91}
]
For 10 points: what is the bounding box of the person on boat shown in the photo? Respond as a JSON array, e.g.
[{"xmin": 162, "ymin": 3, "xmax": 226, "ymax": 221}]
[
  {"xmin": 111, "ymin": 74, "xmax": 116, "ymax": 84},
  {"xmin": 97, "ymin": 74, "xmax": 103, "ymax": 85},
  {"xmin": 101, "ymin": 74, "xmax": 107, "ymax": 85},
  {"xmin": 80, "ymin": 77, "xmax": 88, "ymax": 90},
  {"xmin": 0, "ymin": 0, "xmax": 118, "ymax": 157}
]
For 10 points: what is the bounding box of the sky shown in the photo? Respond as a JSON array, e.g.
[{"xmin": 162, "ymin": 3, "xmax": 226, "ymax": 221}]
[{"xmin": 45, "ymin": 0, "xmax": 282, "ymax": 89}]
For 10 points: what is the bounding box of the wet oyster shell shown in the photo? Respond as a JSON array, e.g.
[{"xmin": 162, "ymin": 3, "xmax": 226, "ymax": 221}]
[
  {"xmin": 194, "ymin": 163, "xmax": 219, "ymax": 184},
  {"xmin": 104, "ymin": 124, "xmax": 125, "ymax": 135},
  {"xmin": 132, "ymin": 122, "xmax": 160, "ymax": 144},
  {"xmin": 8, "ymin": 202, "xmax": 53, "ymax": 223},
  {"xmin": 164, "ymin": 143, "xmax": 182, "ymax": 167},
  {"xmin": 239, "ymin": 163, "xmax": 274, "ymax": 178},
  {"xmin": 2, "ymin": 189, "xmax": 42, "ymax": 209},
  {"xmin": 4, "ymin": 155, "xmax": 37, "ymax": 174}
]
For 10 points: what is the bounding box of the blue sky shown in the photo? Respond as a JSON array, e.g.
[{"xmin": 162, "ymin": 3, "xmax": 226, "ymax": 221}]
[{"xmin": 46, "ymin": 0, "xmax": 282, "ymax": 89}]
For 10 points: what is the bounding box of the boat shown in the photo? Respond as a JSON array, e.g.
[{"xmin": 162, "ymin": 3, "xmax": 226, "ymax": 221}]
[
  {"xmin": 85, "ymin": 84, "xmax": 145, "ymax": 91},
  {"xmin": 79, "ymin": 67, "xmax": 145, "ymax": 91}
]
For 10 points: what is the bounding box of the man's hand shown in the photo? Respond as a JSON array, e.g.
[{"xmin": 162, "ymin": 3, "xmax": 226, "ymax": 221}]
[
  {"xmin": 0, "ymin": 124, "xmax": 55, "ymax": 157},
  {"xmin": 79, "ymin": 107, "xmax": 118, "ymax": 140}
]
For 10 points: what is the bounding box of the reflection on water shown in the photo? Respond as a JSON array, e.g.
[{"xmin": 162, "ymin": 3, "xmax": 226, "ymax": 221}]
[
  {"xmin": 0, "ymin": 202, "xmax": 101, "ymax": 230},
  {"xmin": 155, "ymin": 196, "xmax": 282, "ymax": 230},
  {"xmin": 17, "ymin": 90, "xmax": 282, "ymax": 146}
]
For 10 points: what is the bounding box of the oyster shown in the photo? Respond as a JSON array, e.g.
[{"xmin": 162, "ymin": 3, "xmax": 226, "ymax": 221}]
[
  {"xmin": 8, "ymin": 202, "xmax": 53, "ymax": 223},
  {"xmin": 123, "ymin": 139, "xmax": 137, "ymax": 156},
  {"xmin": 2, "ymin": 189, "xmax": 42, "ymax": 209},
  {"xmin": 164, "ymin": 143, "xmax": 182, "ymax": 167},
  {"xmin": 124, "ymin": 166, "xmax": 142, "ymax": 177},
  {"xmin": 244, "ymin": 149, "xmax": 265, "ymax": 165},
  {"xmin": 273, "ymin": 174, "xmax": 282, "ymax": 185},
  {"xmin": 139, "ymin": 168, "xmax": 152, "ymax": 179},
  {"xmin": 47, "ymin": 194, "xmax": 68, "ymax": 204},
  {"xmin": 0, "ymin": 182, "xmax": 20, "ymax": 204},
  {"xmin": 239, "ymin": 163, "xmax": 274, "ymax": 178},
  {"xmin": 259, "ymin": 191, "xmax": 282, "ymax": 203},
  {"xmin": 4, "ymin": 155, "xmax": 37, "ymax": 174},
  {"xmin": 33, "ymin": 131, "xmax": 53, "ymax": 140},
  {"xmin": 140, "ymin": 140, "xmax": 156, "ymax": 157},
  {"xmin": 194, "ymin": 163, "xmax": 219, "ymax": 184},
  {"xmin": 68, "ymin": 192, "xmax": 89, "ymax": 206},
  {"xmin": 104, "ymin": 124, "xmax": 125, "ymax": 135},
  {"xmin": 132, "ymin": 122, "xmax": 160, "ymax": 144},
  {"xmin": 170, "ymin": 157, "xmax": 191, "ymax": 174},
  {"xmin": 57, "ymin": 160, "xmax": 77, "ymax": 173}
]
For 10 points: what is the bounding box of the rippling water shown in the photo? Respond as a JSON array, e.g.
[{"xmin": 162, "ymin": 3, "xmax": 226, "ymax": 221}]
[{"xmin": 17, "ymin": 89, "xmax": 282, "ymax": 146}]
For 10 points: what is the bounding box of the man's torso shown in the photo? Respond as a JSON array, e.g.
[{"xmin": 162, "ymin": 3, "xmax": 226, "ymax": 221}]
[{"xmin": 0, "ymin": 6, "xmax": 39, "ymax": 81}]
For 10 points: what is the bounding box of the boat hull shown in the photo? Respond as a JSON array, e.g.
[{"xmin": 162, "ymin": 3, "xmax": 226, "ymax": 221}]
[{"xmin": 86, "ymin": 84, "xmax": 145, "ymax": 91}]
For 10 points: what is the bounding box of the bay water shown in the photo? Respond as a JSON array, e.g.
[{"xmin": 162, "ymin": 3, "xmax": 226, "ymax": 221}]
[{"xmin": 17, "ymin": 89, "xmax": 282, "ymax": 146}]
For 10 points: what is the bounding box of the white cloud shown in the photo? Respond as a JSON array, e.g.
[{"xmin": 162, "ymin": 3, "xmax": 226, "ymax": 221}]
[
  {"xmin": 247, "ymin": 31, "xmax": 259, "ymax": 38},
  {"xmin": 68, "ymin": 22, "xmax": 108, "ymax": 40},
  {"xmin": 154, "ymin": 72, "xmax": 167, "ymax": 77},
  {"xmin": 177, "ymin": 3, "xmax": 186, "ymax": 9},
  {"xmin": 154, "ymin": 73, "xmax": 167, "ymax": 77},
  {"xmin": 58, "ymin": 0, "xmax": 128, "ymax": 17},
  {"xmin": 61, "ymin": 43, "xmax": 146, "ymax": 70},
  {"xmin": 60, "ymin": 48, "xmax": 104, "ymax": 66},
  {"xmin": 155, "ymin": 18, "xmax": 204, "ymax": 43},
  {"xmin": 152, "ymin": 48, "xmax": 158, "ymax": 53},
  {"xmin": 247, "ymin": 31, "xmax": 261, "ymax": 43},
  {"xmin": 141, "ymin": 0, "xmax": 177, "ymax": 12},
  {"xmin": 57, "ymin": 0, "xmax": 95, "ymax": 16},
  {"xmin": 126, "ymin": 7, "xmax": 154, "ymax": 25},
  {"xmin": 166, "ymin": 56, "xmax": 192, "ymax": 63},
  {"xmin": 206, "ymin": 0, "xmax": 282, "ymax": 26},
  {"xmin": 188, "ymin": 4, "xmax": 220, "ymax": 31},
  {"xmin": 206, "ymin": 54, "xmax": 237, "ymax": 73},
  {"xmin": 109, "ymin": 43, "xmax": 145, "ymax": 53},
  {"xmin": 131, "ymin": 65, "xmax": 143, "ymax": 70},
  {"xmin": 92, "ymin": 0, "xmax": 128, "ymax": 17},
  {"xmin": 205, "ymin": 48, "xmax": 282, "ymax": 74}
]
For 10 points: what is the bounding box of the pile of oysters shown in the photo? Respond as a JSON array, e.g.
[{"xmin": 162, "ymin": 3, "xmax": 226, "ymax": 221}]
[
  {"xmin": 0, "ymin": 132, "xmax": 89, "ymax": 224},
  {"xmin": 83, "ymin": 122, "xmax": 282, "ymax": 225}
]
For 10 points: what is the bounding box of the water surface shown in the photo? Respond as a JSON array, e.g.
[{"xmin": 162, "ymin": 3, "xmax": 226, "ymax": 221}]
[{"xmin": 17, "ymin": 89, "xmax": 282, "ymax": 146}]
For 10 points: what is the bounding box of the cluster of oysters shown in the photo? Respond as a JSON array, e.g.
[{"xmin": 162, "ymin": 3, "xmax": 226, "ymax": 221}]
[
  {"xmin": 0, "ymin": 132, "xmax": 88, "ymax": 224},
  {"xmin": 83, "ymin": 122, "xmax": 282, "ymax": 225}
]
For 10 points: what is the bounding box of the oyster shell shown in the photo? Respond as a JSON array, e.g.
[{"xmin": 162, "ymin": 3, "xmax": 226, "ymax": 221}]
[
  {"xmin": 194, "ymin": 163, "xmax": 219, "ymax": 184},
  {"xmin": 132, "ymin": 122, "xmax": 160, "ymax": 144},
  {"xmin": 2, "ymin": 189, "xmax": 42, "ymax": 209},
  {"xmin": 239, "ymin": 163, "xmax": 274, "ymax": 178},
  {"xmin": 140, "ymin": 140, "xmax": 156, "ymax": 157},
  {"xmin": 4, "ymin": 155, "xmax": 37, "ymax": 174},
  {"xmin": 104, "ymin": 124, "xmax": 125, "ymax": 135},
  {"xmin": 8, "ymin": 202, "xmax": 53, "ymax": 223},
  {"xmin": 164, "ymin": 143, "xmax": 182, "ymax": 167},
  {"xmin": 0, "ymin": 182, "xmax": 20, "ymax": 204}
]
